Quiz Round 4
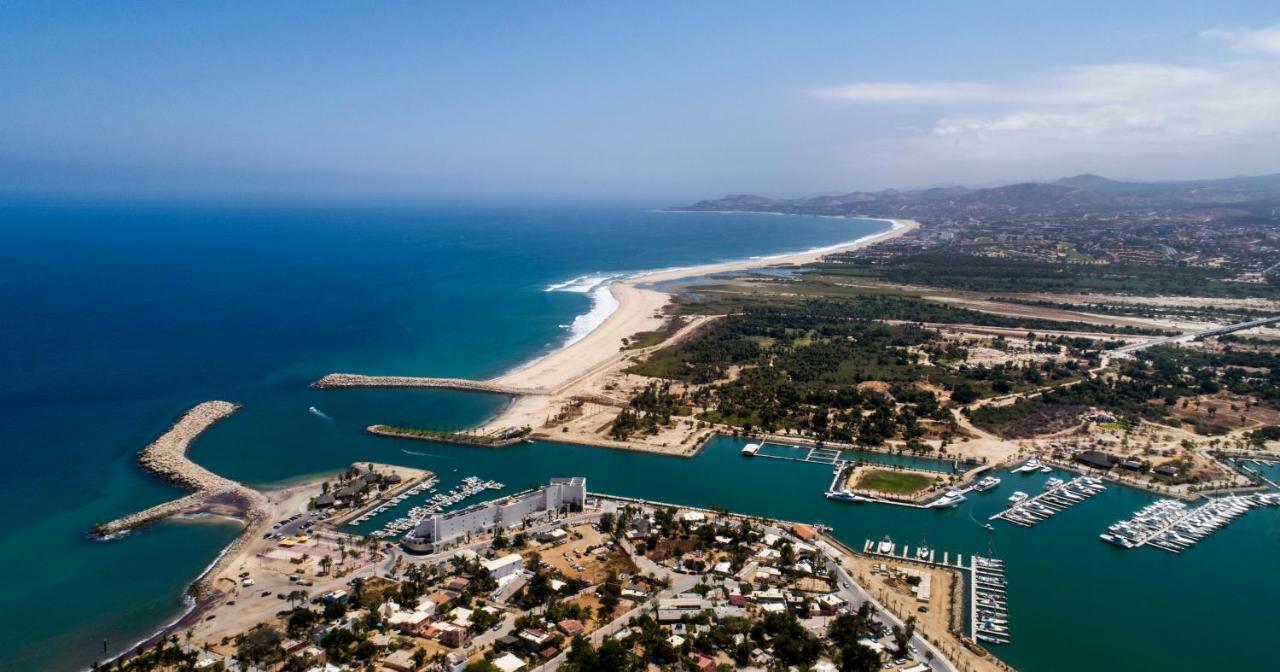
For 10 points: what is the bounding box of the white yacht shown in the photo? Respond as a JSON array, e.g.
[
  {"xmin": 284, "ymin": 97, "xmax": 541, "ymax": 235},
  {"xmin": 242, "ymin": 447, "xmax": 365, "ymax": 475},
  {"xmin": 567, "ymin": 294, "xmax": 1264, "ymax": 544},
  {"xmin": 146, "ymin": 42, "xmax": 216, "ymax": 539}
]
[
  {"xmin": 1012, "ymin": 458, "xmax": 1042, "ymax": 473},
  {"xmin": 929, "ymin": 489, "xmax": 967, "ymax": 508},
  {"xmin": 1008, "ymin": 491, "xmax": 1029, "ymax": 505},
  {"xmin": 974, "ymin": 476, "xmax": 1001, "ymax": 492},
  {"xmin": 825, "ymin": 490, "xmax": 872, "ymax": 503}
]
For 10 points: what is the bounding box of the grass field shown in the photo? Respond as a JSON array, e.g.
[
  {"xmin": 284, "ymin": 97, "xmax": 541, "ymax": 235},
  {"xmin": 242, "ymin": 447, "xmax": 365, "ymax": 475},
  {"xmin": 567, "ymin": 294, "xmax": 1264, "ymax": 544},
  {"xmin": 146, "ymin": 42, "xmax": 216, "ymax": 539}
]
[{"xmin": 853, "ymin": 469, "xmax": 935, "ymax": 495}]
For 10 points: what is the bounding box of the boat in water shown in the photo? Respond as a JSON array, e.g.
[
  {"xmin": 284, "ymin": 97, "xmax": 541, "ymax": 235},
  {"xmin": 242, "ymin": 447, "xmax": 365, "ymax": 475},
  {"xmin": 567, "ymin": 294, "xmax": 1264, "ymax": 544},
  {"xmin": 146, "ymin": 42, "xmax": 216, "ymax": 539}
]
[
  {"xmin": 929, "ymin": 489, "xmax": 967, "ymax": 509},
  {"xmin": 825, "ymin": 490, "xmax": 872, "ymax": 503},
  {"xmin": 975, "ymin": 476, "xmax": 1001, "ymax": 492},
  {"xmin": 877, "ymin": 535, "xmax": 894, "ymax": 554},
  {"xmin": 1012, "ymin": 458, "xmax": 1042, "ymax": 474},
  {"xmin": 1008, "ymin": 491, "xmax": 1029, "ymax": 505}
]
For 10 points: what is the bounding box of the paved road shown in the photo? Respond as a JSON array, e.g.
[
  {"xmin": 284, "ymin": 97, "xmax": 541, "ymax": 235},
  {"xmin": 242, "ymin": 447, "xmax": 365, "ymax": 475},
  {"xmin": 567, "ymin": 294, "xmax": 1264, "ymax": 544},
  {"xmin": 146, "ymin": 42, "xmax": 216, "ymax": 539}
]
[{"xmin": 1111, "ymin": 314, "xmax": 1280, "ymax": 356}]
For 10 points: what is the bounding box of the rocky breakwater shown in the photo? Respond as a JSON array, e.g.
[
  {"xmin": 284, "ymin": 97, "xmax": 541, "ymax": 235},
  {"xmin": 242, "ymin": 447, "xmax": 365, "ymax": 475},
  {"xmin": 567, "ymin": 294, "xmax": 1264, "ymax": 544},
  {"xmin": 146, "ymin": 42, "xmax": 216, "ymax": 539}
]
[
  {"xmin": 91, "ymin": 400, "xmax": 267, "ymax": 539},
  {"xmin": 312, "ymin": 372, "xmax": 540, "ymax": 396}
]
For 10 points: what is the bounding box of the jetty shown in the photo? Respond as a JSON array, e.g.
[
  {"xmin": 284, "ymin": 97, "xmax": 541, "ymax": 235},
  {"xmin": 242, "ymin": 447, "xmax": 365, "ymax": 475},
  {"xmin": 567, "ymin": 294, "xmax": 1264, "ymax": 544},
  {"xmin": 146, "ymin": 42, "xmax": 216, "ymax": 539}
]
[
  {"xmin": 1100, "ymin": 493, "xmax": 1280, "ymax": 552},
  {"xmin": 365, "ymin": 424, "xmax": 531, "ymax": 447},
  {"xmin": 92, "ymin": 401, "xmax": 266, "ymax": 538},
  {"xmin": 990, "ymin": 476, "xmax": 1106, "ymax": 527},
  {"xmin": 312, "ymin": 373, "xmax": 538, "ymax": 396},
  {"xmin": 970, "ymin": 556, "xmax": 1011, "ymax": 646},
  {"xmin": 862, "ymin": 535, "xmax": 968, "ymax": 570}
]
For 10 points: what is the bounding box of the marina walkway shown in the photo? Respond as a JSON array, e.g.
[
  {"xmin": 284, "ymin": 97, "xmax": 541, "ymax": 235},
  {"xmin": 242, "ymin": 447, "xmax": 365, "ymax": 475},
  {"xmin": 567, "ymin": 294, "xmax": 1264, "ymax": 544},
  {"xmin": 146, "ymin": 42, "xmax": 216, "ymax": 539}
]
[{"xmin": 990, "ymin": 476, "xmax": 1105, "ymax": 527}]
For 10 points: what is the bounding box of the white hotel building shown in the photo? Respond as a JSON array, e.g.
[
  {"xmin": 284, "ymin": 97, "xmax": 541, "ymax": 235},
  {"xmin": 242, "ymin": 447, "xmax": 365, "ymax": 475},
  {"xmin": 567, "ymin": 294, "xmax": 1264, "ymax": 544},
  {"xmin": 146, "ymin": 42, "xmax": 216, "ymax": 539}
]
[{"xmin": 402, "ymin": 477, "xmax": 586, "ymax": 553}]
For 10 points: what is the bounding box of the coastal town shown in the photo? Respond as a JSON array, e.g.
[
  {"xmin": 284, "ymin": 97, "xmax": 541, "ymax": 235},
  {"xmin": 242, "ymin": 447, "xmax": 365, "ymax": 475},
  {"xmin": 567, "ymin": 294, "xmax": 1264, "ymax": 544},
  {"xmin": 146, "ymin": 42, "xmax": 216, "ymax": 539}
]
[
  {"xmin": 90, "ymin": 173, "xmax": 1280, "ymax": 672},
  {"xmin": 101, "ymin": 470, "xmax": 1009, "ymax": 672}
]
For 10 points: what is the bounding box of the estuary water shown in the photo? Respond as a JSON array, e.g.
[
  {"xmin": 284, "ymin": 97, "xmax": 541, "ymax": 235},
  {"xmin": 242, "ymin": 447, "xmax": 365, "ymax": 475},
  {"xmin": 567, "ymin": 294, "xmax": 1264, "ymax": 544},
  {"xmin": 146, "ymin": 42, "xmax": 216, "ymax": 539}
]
[{"xmin": 0, "ymin": 201, "xmax": 887, "ymax": 671}]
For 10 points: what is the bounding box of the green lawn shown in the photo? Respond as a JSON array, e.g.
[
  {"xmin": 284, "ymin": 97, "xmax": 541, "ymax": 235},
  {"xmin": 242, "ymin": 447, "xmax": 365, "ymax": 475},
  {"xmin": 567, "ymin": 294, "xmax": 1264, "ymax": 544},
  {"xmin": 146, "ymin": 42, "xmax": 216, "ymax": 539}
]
[{"xmin": 853, "ymin": 469, "xmax": 935, "ymax": 495}]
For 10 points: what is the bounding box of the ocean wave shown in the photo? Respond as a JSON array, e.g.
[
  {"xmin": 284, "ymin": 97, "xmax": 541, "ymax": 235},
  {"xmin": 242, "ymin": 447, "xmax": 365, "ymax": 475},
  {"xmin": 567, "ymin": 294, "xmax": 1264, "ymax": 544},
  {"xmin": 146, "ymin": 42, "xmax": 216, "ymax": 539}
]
[
  {"xmin": 563, "ymin": 282, "xmax": 621, "ymax": 347},
  {"xmin": 514, "ymin": 217, "xmax": 900, "ymax": 375},
  {"xmin": 544, "ymin": 273, "xmax": 614, "ymax": 293}
]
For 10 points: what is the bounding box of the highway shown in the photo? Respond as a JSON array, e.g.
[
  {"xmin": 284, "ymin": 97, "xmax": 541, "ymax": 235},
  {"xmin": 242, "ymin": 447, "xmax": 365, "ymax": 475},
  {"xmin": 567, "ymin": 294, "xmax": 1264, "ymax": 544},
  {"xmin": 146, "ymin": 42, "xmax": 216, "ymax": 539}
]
[{"xmin": 1110, "ymin": 314, "xmax": 1280, "ymax": 356}]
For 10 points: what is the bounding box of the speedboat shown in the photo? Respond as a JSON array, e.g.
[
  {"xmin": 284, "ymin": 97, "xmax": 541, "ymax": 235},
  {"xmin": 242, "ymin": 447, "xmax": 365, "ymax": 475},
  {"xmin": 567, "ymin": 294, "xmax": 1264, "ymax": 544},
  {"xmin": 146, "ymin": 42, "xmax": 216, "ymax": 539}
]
[
  {"xmin": 1039, "ymin": 465, "xmax": 1052, "ymax": 473},
  {"xmin": 877, "ymin": 535, "xmax": 894, "ymax": 554}
]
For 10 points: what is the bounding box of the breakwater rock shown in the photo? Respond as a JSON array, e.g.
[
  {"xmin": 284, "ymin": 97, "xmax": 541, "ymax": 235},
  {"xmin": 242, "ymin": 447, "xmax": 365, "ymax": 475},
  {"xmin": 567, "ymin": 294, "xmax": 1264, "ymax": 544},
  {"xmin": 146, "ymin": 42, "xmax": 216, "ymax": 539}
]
[
  {"xmin": 92, "ymin": 401, "xmax": 265, "ymax": 537},
  {"xmin": 312, "ymin": 373, "xmax": 539, "ymax": 396}
]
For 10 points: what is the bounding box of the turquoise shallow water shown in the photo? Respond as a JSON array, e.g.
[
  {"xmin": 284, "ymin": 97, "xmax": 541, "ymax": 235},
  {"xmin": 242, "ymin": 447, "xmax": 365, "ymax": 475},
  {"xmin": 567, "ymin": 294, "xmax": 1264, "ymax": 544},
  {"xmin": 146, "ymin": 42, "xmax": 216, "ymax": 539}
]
[{"xmin": 0, "ymin": 202, "xmax": 888, "ymax": 671}]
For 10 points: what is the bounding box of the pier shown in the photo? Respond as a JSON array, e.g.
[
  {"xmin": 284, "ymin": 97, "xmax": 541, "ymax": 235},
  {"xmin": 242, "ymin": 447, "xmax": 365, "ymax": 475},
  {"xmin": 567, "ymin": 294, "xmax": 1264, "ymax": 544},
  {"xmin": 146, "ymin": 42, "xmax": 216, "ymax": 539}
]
[
  {"xmin": 990, "ymin": 476, "xmax": 1105, "ymax": 527},
  {"xmin": 1101, "ymin": 493, "xmax": 1280, "ymax": 553},
  {"xmin": 970, "ymin": 556, "xmax": 1011, "ymax": 646},
  {"xmin": 312, "ymin": 373, "xmax": 539, "ymax": 396},
  {"xmin": 861, "ymin": 536, "xmax": 968, "ymax": 570},
  {"xmin": 752, "ymin": 441, "xmax": 844, "ymax": 465}
]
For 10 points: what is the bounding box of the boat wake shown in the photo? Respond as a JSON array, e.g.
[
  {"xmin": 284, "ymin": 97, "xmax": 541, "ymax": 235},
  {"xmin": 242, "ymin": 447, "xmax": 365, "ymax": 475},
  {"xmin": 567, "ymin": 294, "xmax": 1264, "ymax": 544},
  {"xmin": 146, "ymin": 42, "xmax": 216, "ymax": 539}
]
[
  {"xmin": 308, "ymin": 406, "xmax": 332, "ymax": 421},
  {"xmin": 401, "ymin": 449, "xmax": 447, "ymax": 459}
]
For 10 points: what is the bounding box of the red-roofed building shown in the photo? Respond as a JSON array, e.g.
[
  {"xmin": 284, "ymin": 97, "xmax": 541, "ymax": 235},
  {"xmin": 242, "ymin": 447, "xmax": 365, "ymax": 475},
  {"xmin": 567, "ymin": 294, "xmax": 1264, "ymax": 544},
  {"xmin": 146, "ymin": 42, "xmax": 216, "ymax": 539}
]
[{"xmin": 557, "ymin": 619, "xmax": 585, "ymax": 637}]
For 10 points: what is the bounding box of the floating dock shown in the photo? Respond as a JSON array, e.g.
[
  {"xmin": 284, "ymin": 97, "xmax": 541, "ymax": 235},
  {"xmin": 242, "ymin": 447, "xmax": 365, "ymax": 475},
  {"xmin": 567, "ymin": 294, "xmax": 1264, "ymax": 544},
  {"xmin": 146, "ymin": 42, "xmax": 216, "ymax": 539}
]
[
  {"xmin": 753, "ymin": 441, "xmax": 845, "ymax": 465},
  {"xmin": 1101, "ymin": 493, "xmax": 1280, "ymax": 553},
  {"xmin": 862, "ymin": 536, "xmax": 967, "ymax": 569},
  {"xmin": 970, "ymin": 555, "xmax": 1010, "ymax": 646},
  {"xmin": 990, "ymin": 476, "xmax": 1106, "ymax": 527}
]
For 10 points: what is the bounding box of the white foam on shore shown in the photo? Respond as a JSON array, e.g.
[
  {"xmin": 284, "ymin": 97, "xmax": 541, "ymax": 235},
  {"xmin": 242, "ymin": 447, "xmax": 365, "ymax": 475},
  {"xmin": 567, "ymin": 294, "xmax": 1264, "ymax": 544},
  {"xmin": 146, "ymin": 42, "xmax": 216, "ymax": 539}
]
[
  {"xmin": 560, "ymin": 281, "xmax": 622, "ymax": 347},
  {"xmin": 544, "ymin": 273, "xmax": 615, "ymax": 293},
  {"xmin": 514, "ymin": 216, "xmax": 901, "ymax": 376}
]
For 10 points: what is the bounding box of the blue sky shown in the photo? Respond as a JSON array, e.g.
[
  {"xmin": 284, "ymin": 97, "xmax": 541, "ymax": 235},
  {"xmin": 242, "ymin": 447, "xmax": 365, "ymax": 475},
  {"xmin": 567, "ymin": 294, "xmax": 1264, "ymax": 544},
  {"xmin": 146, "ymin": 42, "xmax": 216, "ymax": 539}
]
[{"xmin": 2, "ymin": 2, "xmax": 1279, "ymax": 199}]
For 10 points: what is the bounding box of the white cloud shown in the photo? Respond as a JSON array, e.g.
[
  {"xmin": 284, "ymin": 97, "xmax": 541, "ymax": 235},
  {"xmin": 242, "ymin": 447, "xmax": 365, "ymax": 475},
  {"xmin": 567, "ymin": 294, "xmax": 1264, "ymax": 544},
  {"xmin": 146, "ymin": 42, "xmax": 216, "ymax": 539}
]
[
  {"xmin": 812, "ymin": 82, "xmax": 1000, "ymax": 103},
  {"xmin": 810, "ymin": 29, "xmax": 1280, "ymax": 177},
  {"xmin": 1202, "ymin": 25, "xmax": 1280, "ymax": 54}
]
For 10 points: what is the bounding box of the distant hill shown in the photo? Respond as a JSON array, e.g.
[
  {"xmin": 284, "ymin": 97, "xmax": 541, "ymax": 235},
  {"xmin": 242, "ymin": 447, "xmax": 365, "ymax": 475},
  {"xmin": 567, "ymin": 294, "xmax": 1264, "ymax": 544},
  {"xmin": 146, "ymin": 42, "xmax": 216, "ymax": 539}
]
[{"xmin": 672, "ymin": 172, "xmax": 1280, "ymax": 218}]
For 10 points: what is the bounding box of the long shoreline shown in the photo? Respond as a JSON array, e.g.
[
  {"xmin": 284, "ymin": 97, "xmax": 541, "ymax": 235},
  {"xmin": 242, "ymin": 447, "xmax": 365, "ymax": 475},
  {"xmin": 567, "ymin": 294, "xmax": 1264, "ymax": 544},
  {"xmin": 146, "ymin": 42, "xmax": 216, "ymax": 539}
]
[
  {"xmin": 498, "ymin": 217, "xmax": 915, "ymax": 390},
  {"xmin": 313, "ymin": 218, "xmax": 919, "ymax": 453}
]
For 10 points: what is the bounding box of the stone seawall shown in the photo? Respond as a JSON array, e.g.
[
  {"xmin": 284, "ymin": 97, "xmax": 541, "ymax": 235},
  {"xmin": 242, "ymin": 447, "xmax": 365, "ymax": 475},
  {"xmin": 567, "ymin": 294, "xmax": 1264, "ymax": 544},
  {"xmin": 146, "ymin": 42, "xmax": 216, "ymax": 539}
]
[
  {"xmin": 366, "ymin": 424, "xmax": 529, "ymax": 447},
  {"xmin": 312, "ymin": 373, "xmax": 538, "ymax": 396},
  {"xmin": 93, "ymin": 400, "xmax": 265, "ymax": 537}
]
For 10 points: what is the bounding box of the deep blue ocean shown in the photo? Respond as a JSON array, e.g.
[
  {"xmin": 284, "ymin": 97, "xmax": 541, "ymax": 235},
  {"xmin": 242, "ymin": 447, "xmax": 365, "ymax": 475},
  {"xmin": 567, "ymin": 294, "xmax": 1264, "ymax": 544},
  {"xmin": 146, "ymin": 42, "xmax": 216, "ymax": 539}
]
[{"xmin": 0, "ymin": 201, "xmax": 889, "ymax": 671}]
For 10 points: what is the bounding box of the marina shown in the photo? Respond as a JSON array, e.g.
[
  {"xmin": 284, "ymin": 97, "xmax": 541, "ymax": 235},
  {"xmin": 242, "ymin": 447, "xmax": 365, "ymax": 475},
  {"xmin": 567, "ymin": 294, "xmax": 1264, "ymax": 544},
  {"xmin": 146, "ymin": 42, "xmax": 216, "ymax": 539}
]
[
  {"xmin": 990, "ymin": 475, "xmax": 1106, "ymax": 527},
  {"xmin": 349, "ymin": 475, "xmax": 505, "ymax": 539},
  {"xmin": 1100, "ymin": 492, "xmax": 1280, "ymax": 552},
  {"xmin": 970, "ymin": 555, "xmax": 1011, "ymax": 646},
  {"xmin": 861, "ymin": 535, "xmax": 1012, "ymax": 647}
]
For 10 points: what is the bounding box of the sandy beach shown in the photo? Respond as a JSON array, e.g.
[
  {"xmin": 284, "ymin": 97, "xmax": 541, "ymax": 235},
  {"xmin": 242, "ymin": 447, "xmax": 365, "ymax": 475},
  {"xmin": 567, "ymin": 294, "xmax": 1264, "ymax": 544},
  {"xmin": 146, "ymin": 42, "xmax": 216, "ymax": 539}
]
[
  {"xmin": 496, "ymin": 218, "xmax": 917, "ymax": 391},
  {"xmin": 314, "ymin": 218, "xmax": 918, "ymax": 454},
  {"xmin": 470, "ymin": 219, "xmax": 919, "ymax": 449}
]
